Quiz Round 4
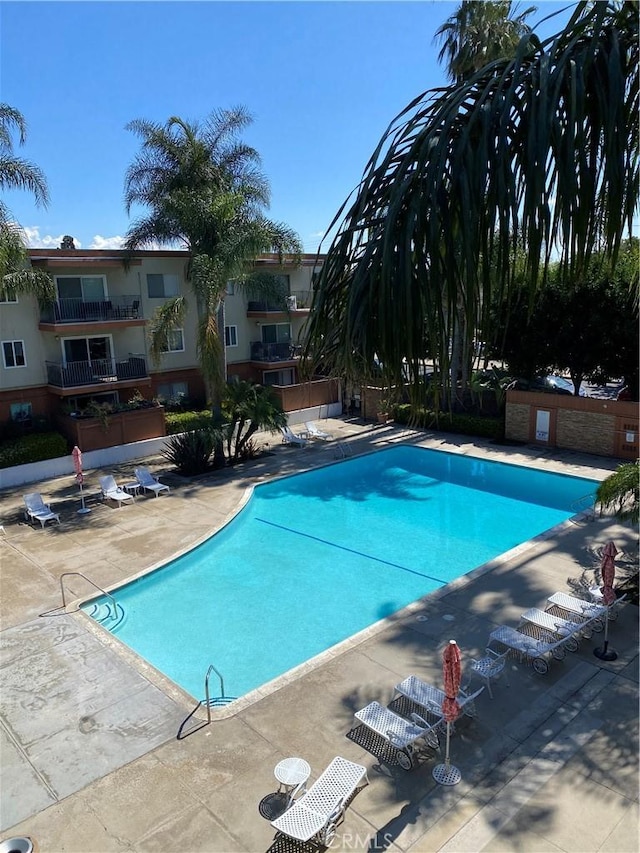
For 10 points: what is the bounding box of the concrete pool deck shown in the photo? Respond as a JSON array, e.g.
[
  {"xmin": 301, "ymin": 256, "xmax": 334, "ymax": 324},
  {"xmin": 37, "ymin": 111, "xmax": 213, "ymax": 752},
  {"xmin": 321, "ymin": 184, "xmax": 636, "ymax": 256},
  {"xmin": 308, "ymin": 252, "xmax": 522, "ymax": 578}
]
[{"xmin": 0, "ymin": 418, "xmax": 638, "ymax": 852}]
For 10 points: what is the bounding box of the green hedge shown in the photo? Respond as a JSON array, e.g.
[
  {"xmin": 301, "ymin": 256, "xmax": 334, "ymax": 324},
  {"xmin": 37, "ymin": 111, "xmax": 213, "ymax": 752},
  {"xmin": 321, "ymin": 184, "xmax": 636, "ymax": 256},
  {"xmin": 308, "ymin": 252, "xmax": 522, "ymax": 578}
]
[
  {"xmin": 0, "ymin": 431, "xmax": 69, "ymax": 469},
  {"xmin": 165, "ymin": 410, "xmax": 213, "ymax": 435},
  {"xmin": 393, "ymin": 404, "xmax": 503, "ymax": 440}
]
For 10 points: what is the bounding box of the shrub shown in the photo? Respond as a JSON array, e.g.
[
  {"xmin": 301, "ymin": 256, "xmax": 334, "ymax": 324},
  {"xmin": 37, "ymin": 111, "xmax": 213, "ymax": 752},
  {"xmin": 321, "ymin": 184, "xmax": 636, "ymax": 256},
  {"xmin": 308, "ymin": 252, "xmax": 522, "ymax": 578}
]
[
  {"xmin": 0, "ymin": 431, "xmax": 68, "ymax": 469},
  {"xmin": 393, "ymin": 404, "xmax": 502, "ymax": 439},
  {"xmin": 161, "ymin": 428, "xmax": 218, "ymax": 475},
  {"xmin": 165, "ymin": 410, "xmax": 213, "ymax": 435}
]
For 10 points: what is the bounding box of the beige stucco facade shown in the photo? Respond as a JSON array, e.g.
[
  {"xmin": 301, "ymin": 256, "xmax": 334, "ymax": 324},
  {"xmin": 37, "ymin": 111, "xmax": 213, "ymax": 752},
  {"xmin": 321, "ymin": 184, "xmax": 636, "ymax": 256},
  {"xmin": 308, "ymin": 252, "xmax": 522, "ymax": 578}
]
[{"xmin": 0, "ymin": 249, "xmax": 325, "ymax": 424}]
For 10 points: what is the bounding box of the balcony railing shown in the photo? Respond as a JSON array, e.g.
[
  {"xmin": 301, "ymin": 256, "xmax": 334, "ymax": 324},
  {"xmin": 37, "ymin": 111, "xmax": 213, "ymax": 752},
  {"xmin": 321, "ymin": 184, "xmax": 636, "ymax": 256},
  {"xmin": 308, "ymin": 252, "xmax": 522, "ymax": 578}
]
[
  {"xmin": 250, "ymin": 341, "xmax": 301, "ymax": 362},
  {"xmin": 40, "ymin": 295, "xmax": 142, "ymax": 323},
  {"xmin": 246, "ymin": 291, "xmax": 312, "ymax": 312},
  {"xmin": 46, "ymin": 355, "xmax": 148, "ymax": 388}
]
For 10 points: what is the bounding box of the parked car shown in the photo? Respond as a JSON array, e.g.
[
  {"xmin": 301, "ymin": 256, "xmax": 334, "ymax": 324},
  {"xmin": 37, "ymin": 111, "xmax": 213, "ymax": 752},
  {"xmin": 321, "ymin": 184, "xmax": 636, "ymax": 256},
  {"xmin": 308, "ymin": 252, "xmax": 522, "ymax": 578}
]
[{"xmin": 509, "ymin": 375, "xmax": 584, "ymax": 396}]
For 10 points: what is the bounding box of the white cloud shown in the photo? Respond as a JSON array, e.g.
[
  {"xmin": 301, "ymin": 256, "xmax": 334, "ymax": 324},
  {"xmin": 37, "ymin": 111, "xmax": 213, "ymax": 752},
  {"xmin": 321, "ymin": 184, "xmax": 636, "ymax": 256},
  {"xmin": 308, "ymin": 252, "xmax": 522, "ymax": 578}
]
[
  {"xmin": 21, "ymin": 226, "xmax": 82, "ymax": 249},
  {"xmin": 89, "ymin": 234, "xmax": 126, "ymax": 250}
]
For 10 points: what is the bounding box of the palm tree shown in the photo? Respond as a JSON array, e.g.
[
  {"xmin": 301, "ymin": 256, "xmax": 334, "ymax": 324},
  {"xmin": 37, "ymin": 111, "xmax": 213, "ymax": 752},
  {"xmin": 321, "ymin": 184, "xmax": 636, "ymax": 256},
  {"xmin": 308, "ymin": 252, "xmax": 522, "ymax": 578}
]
[
  {"xmin": 123, "ymin": 108, "xmax": 302, "ymax": 413},
  {"xmin": 0, "ymin": 104, "xmax": 53, "ymax": 300},
  {"xmin": 434, "ymin": 1, "xmax": 537, "ymax": 399},
  {"xmin": 222, "ymin": 380, "xmax": 287, "ymax": 462},
  {"xmin": 435, "ymin": 1, "xmax": 537, "ymax": 84},
  {"xmin": 304, "ymin": 2, "xmax": 638, "ymax": 410}
]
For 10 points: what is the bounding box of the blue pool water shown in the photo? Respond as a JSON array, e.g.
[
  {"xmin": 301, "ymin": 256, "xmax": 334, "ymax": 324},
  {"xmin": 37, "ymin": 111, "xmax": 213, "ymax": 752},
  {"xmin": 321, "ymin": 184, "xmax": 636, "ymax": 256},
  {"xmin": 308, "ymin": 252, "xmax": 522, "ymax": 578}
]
[{"xmin": 83, "ymin": 447, "xmax": 596, "ymax": 701}]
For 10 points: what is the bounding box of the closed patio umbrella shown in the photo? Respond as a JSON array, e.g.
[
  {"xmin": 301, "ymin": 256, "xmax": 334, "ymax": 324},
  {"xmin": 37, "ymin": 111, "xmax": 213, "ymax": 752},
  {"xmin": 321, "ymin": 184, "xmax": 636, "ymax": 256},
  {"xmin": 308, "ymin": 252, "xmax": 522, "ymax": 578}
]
[
  {"xmin": 432, "ymin": 639, "xmax": 462, "ymax": 785},
  {"xmin": 72, "ymin": 445, "xmax": 91, "ymax": 515},
  {"xmin": 594, "ymin": 540, "xmax": 618, "ymax": 661}
]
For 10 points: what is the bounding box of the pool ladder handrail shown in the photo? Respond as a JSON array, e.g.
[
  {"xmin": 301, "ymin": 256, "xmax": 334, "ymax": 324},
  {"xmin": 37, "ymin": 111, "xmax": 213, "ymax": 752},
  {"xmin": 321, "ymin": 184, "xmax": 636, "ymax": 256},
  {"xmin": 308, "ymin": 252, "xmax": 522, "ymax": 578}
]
[
  {"xmin": 177, "ymin": 662, "xmax": 235, "ymax": 739},
  {"xmin": 60, "ymin": 571, "xmax": 118, "ymax": 616},
  {"xmin": 204, "ymin": 663, "xmax": 226, "ymax": 723},
  {"xmin": 40, "ymin": 571, "xmax": 119, "ymax": 619},
  {"xmin": 570, "ymin": 493, "xmax": 597, "ymax": 521}
]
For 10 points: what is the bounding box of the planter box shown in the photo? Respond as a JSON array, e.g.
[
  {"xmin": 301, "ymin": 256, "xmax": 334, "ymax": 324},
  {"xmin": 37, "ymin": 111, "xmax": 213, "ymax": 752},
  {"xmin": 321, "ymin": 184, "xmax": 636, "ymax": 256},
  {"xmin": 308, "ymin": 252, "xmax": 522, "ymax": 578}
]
[{"xmin": 57, "ymin": 406, "xmax": 166, "ymax": 452}]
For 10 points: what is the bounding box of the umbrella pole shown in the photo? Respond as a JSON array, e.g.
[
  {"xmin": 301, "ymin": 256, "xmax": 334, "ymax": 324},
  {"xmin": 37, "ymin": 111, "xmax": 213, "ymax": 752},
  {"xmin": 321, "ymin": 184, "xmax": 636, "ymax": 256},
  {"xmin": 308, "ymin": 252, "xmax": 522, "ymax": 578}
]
[
  {"xmin": 432, "ymin": 721, "xmax": 461, "ymax": 786},
  {"xmin": 77, "ymin": 480, "xmax": 91, "ymax": 515},
  {"xmin": 594, "ymin": 607, "xmax": 617, "ymax": 661}
]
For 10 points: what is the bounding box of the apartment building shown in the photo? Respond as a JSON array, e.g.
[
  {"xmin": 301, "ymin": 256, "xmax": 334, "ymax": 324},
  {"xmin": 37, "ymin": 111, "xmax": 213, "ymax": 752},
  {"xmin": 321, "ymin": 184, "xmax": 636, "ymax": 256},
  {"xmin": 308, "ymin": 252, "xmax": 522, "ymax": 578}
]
[{"xmin": 0, "ymin": 248, "xmax": 326, "ymax": 426}]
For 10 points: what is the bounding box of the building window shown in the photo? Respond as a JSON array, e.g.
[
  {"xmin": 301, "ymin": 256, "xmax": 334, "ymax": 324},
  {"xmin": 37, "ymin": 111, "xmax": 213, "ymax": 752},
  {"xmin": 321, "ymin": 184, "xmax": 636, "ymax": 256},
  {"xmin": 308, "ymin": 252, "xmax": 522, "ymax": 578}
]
[
  {"xmin": 10, "ymin": 402, "xmax": 32, "ymax": 422},
  {"xmin": 2, "ymin": 340, "xmax": 26, "ymax": 368},
  {"xmin": 261, "ymin": 323, "xmax": 291, "ymax": 344},
  {"xmin": 147, "ymin": 273, "xmax": 179, "ymax": 298},
  {"xmin": 0, "ymin": 291, "xmax": 18, "ymax": 303},
  {"xmin": 55, "ymin": 275, "xmax": 106, "ymax": 301},
  {"xmin": 161, "ymin": 328, "xmax": 185, "ymax": 352},
  {"xmin": 225, "ymin": 281, "xmax": 235, "ymax": 296},
  {"xmin": 225, "ymin": 325, "xmax": 238, "ymax": 347},
  {"xmin": 264, "ymin": 368, "xmax": 294, "ymax": 386},
  {"xmin": 156, "ymin": 381, "xmax": 189, "ymax": 405}
]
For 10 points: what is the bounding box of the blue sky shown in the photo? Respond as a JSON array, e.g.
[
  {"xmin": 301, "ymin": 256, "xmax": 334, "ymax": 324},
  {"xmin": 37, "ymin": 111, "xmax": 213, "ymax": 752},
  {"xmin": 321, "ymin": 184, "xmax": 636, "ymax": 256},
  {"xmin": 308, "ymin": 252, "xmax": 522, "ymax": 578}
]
[{"xmin": 1, "ymin": 1, "xmax": 579, "ymax": 253}]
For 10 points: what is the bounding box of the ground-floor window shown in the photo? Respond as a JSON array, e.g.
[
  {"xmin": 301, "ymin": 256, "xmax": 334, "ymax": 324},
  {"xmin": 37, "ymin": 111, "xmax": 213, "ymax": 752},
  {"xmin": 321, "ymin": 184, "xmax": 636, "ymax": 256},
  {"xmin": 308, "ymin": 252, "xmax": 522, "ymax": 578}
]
[
  {"xmin": 10, "ymin": 402, "xmax": 32, "ymax": 422},
  {"xmin": 156, "ymin": 380, "xmax": 189, "ymax": 405},
  {"xmin": 67, "ymin": 392, "xmax": 119, "ymax": 411},
  {"xmin": 263, "ymin": 368, "xmax": 295, "ymax": 386}
]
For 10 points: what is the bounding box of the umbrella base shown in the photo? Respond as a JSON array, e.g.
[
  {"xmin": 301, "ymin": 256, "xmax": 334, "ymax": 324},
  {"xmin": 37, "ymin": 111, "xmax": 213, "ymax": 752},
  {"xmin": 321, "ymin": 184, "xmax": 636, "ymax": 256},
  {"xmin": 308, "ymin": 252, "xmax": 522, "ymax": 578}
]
[
  {"xmin": 432, "ymin": 762, "xmax": 462, "ymax": 786},
  {"xmin": 593, "ymin": 645, "xmax": 617, "ymax": 661},
  {"xmin": 77, "ymin": 508, "xmax": 92, "ymax": 515}
]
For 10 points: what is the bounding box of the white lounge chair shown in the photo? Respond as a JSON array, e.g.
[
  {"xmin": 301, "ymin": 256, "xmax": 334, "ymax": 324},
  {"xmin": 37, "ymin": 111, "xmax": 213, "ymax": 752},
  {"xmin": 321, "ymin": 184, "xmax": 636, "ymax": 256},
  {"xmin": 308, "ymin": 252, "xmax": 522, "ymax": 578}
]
[
  {"xmin": 271, "ymin": 756, "xmax": 368, "ymax": 846},
  {"xmin": 134, "ymin": 466, "xmax": 170, "ymax": 497},
  {"xmin": 352, "ymin": 700, "xmax": 442, "ymax": 770},
  {"xmin": 305, "ymin": 421, "xmax": 332, "ymax": 440},
  {"xmin": 395, "ymin": 675, "xmax": 484, "ymax": 719},
  {"xmin": 519, "ymin": 607, "xmax": 592, "ymax": 647},
  {"xmin": 488, "ymin": 624, "xmax": 572, "ymax": 674},
  {"xmin": 545, "ymin": 592, "xmax": 606, "ymax": 630},
  {"xmin": 99, "ymin": 475, "xmax": 134, "ymax": 508},
  {"xmin": 280, "ymin": 426, "xmax": 308, "ymax": 447},
  {"xmin": 23, "ymin": 493, "xmax": 60, "ymax": 529}
]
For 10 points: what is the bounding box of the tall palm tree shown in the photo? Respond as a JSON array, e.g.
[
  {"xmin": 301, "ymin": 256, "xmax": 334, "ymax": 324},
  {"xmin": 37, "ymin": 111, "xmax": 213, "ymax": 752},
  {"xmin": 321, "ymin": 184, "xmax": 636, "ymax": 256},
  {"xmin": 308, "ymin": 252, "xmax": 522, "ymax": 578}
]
[
  {"xmin": 435, "ymin": 1, "xmax": 537, "ymax": 84},
  {"xmin": 434, "ymin": 2, "xmax": 537, "ymax": 399},
  {"xmin": 123, "ymin": 108, "xmax": 302, "ymax": 413},
  {"xmin": 304, "ymin": 1, "xmax": 638, "ymax": 409},
  {"xmin": 0, "ymin": 104, "xmax": 53, "ymax": 300}
]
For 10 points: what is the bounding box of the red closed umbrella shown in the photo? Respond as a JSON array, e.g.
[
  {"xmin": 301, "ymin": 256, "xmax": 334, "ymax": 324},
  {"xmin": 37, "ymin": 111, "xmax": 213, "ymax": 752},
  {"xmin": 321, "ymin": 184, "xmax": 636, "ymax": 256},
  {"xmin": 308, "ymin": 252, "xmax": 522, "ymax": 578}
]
[
  {"xmin": 433, "ymin": 639, "xmax": 462, "ymax": 785},
  {"xmin": 442, "ymin": 639, "xmax": 462, "ymax": 722},
  {"xmin": 72, "ymin": 445, "xmax": 91, "ymax": 514},
  {"xmin": 594, "ymin": 540, "xmax": 618, "ymax": 661},
  {"xmin": 600, "ymin": 540, "xmax": 618, "ymax": 606}
]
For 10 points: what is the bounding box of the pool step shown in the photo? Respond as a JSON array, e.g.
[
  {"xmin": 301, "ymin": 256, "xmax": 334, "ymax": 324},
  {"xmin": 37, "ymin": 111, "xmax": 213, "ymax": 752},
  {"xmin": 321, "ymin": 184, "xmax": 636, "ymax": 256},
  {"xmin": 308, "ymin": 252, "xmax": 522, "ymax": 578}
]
[{"xmin": 88, "ymin": 600, "xmax": 125, "ymax": 629}]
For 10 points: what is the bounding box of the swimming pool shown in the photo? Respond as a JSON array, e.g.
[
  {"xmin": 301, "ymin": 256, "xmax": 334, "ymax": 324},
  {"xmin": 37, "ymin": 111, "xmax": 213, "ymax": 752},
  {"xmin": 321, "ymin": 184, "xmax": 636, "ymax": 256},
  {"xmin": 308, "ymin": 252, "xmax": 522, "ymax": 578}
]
[{"xmin": 82, "ymin": 446, "xmax": 597, "ymax": 702}]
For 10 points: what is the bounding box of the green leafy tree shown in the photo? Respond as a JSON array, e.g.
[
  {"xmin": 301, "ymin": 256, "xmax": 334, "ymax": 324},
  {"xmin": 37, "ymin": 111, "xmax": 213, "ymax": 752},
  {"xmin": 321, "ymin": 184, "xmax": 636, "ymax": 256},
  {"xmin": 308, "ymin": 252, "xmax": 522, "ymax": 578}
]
[
  {"xmin": 304, "ymin": 2, "xmax": 637, "ymax": 411},
  {"xmin": 222, "ymin": 380, "xmax": 287, "ymax": 462},
  {"xmin": 492, "ymin": 239, "xmax": 639, "ymax": 396},
  {"xmin": 123, "ymin": 108, "xmax": 302, "ymax": 449},
  {"xmin": 0, "ymin": 104, "xmax": 53, "ymax": 301}
]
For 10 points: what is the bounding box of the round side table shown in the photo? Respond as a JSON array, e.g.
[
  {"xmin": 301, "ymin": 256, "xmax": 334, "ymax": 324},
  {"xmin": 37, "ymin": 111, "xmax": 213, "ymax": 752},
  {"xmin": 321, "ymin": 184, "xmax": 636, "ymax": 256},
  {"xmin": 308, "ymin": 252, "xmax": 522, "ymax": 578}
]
[{"xmin": 274, "ymin": 756, "xmax": 311, "ymax": 798}]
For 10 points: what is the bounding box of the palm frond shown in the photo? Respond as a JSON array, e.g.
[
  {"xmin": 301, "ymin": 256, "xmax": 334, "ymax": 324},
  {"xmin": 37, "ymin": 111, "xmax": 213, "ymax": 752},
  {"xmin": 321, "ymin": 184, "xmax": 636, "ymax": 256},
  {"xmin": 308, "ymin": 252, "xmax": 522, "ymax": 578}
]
[
  {"xmin": 304, "ymin": 1, "xmax": 638, "ymax": 402},
  {"xmin": 147, "ymin": 296, "xmax": 187, "ymax": 366}
]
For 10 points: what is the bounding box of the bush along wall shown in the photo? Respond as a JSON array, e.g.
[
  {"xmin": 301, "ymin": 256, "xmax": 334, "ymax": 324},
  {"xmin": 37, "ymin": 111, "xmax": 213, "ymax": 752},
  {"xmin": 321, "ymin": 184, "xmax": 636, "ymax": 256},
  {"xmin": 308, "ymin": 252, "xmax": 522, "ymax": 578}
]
[
  {"xmin": 165, "ymin": 411, "xmax": 214, "ymax": 435},
  {"xmin": 0, "ymin": 432, "xmax": 69, "ymax": 469},
  {"xmin": 393, "ymin": 404, "xmax": 503, "ymax": 440}
]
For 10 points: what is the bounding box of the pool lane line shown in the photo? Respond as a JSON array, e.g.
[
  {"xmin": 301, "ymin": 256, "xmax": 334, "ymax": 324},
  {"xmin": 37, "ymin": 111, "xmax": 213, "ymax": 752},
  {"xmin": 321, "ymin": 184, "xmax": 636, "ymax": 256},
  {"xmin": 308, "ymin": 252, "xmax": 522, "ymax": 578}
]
[{"xmin": 255, "ymin": 517, "xmax": 449, "ymax": 585}]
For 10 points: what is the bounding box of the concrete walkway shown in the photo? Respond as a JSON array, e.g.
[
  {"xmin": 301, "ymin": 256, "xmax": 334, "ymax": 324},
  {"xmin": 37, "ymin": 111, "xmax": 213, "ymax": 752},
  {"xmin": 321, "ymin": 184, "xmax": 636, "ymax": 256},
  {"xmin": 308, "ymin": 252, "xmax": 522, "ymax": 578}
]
[{"xmin": 0, "ymin": 419, "xmax": 637, "ymax": 852}]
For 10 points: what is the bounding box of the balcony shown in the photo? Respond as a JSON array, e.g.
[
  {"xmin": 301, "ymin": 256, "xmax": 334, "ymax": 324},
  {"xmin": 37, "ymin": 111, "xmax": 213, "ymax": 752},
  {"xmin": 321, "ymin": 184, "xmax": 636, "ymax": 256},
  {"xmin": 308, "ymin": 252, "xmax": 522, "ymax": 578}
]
[
  {"xmin": 40, "ymin": 295, "xmax": 143, "ymax": 326},
  {"xmin": 246, "ymin": 291, "xmax": 311, "ymax": 317},
  {"xmin": 250, "ymin": 341, "xmax": 302, "ymax": 363},
  {"xmin": 45, "ymin": 355, "xmax": 149, "ymax": 389}
]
